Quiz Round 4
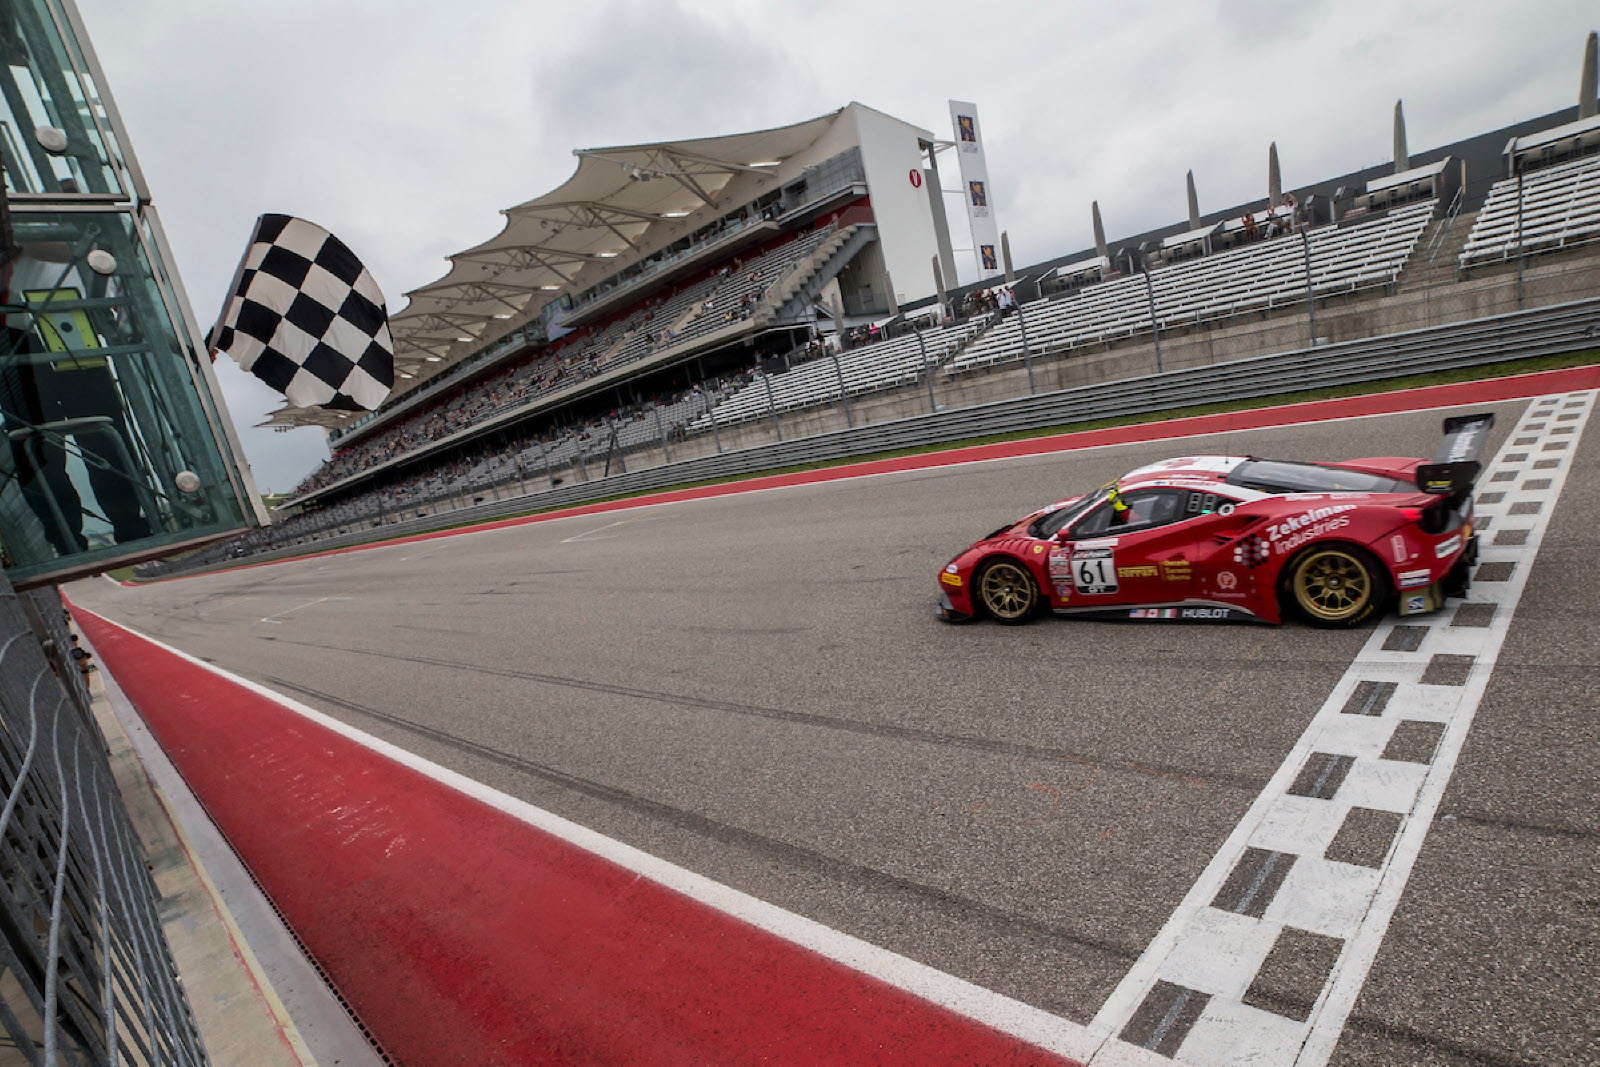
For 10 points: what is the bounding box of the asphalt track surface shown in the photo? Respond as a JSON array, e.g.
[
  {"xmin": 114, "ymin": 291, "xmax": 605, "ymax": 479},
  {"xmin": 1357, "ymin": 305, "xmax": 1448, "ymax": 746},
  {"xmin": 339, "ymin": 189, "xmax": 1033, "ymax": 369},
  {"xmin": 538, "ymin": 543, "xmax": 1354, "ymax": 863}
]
[{"xmin": 73, "ymin": 399, "xmax": 1598, "ymax": 1065}]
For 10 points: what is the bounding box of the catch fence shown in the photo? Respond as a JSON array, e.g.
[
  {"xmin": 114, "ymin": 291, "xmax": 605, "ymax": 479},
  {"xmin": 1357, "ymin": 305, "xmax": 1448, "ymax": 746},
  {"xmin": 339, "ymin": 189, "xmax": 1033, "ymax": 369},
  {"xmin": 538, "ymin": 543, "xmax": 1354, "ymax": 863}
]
[{"xmin": 0, "ymin": 577, "xmax": 206, "ymax": 1065}]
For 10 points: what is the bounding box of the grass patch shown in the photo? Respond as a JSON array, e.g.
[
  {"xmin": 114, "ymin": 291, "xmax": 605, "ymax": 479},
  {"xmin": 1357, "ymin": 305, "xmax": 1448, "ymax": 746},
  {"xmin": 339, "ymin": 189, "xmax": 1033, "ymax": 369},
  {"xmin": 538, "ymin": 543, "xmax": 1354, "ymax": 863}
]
[
  {"xmin": 104, "ymin": 566, "xmax": 135, "ymax": 582},
  {"xmin": 167, "ymin": 349, "xmax": 1597, "ymax": 575}
]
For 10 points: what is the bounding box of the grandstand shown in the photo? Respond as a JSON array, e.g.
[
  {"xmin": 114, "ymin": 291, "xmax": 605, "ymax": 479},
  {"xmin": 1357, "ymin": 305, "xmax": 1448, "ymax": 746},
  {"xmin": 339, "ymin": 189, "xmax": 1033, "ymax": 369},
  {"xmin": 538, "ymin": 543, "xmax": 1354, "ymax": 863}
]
[
  {"xmin": 150, "ymin": 60, "xmax": 1600, "ymax": 575},
  {"xmin": 692, "ymin": 318, "xmax": 984, "ymax": 428},
  {"xmin": 1460, "ymin": 116, "xmax": 1600, "ymax": 267},
  {"xmin": 949, "ymin": 201, "xmax": 1435, "ymax": 375}
]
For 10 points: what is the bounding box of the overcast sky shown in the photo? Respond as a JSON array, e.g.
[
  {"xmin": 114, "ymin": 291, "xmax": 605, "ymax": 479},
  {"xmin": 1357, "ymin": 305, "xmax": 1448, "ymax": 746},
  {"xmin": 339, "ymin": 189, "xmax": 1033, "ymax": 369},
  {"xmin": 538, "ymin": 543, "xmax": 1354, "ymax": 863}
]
[{"xmin": 76, "ymin": 0, "xmax": 1595, "ymax": 493}]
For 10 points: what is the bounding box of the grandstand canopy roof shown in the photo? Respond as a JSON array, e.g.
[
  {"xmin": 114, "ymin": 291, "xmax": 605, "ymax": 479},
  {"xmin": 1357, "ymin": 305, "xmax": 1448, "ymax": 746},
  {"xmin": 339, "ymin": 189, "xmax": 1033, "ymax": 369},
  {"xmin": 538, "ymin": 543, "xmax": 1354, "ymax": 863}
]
[
  {"xmin": 1161, "ymin": 222, "xmax": 1222, "ymax": 248},
  {"xmin": 1054, "ymin": 255, "xmax": 1109, "ymax": 277},
  {"xmin": 1365, "ymin": 157, "xmax": 1448, "ymax": 193},
  {"xmin": 1507, "ymin": 112, "xmax": 1600, "ymax": 156},
  {"xmin": 263, "ymin": 108, "xmax": 844, "ymax": 429}
]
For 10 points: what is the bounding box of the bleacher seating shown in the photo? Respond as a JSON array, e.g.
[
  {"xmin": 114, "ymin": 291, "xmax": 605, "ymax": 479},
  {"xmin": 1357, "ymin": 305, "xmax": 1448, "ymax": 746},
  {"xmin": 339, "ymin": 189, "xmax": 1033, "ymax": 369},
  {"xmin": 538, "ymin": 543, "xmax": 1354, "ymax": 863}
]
[
  {"xmin": 1459, "ymin": 154, "xmax": 1600, "ymax": 267},
  {"xmin": 290, "ymin": 226, "xmax": 840, "ymax": 496},
  {"xmin": 691, "ymin": 320, "xmax": 984, "ymax": 429},
  {"xmin": 948, "ymin": 201, "xmax": 1435, "ymax": 374}
]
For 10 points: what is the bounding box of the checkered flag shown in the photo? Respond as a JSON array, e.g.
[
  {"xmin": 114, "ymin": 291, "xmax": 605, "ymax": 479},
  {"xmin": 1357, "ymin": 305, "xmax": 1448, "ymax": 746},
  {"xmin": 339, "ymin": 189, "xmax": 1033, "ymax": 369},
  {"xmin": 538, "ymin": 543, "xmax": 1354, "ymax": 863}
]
[{"xmin": 210, "ymin": 215, "xmax": 394, "ymax": 411}]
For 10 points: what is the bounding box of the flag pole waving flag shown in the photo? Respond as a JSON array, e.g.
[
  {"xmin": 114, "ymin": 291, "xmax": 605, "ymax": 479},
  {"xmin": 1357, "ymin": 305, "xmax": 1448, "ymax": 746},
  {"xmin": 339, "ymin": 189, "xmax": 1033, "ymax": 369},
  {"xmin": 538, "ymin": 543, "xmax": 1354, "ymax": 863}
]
[{"xmin": 209, "ymin": 215, "xmax": 394, "ymax": 411}]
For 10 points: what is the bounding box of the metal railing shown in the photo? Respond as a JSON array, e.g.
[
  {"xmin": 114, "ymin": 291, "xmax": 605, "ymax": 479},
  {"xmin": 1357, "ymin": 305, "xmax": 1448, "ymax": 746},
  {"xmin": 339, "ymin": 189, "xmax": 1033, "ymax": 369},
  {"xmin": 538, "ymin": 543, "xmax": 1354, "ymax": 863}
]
[
  {"xmin": 0, "ymin": 578, "xmax": 206, "ymax": 1065},
  {"xmin": 1419, "ymin": 184, "xmax": 1467, "ymax": 267},
  {"xmin": 147, "ymin": 296, "xmax": 1600, "ymax": 578}
]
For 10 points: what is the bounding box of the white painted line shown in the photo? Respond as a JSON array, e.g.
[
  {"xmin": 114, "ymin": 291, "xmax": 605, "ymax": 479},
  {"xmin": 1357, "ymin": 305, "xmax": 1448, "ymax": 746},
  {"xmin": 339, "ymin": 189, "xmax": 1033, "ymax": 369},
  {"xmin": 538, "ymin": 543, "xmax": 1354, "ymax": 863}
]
[
  {"xmin": 1088, "ymin": 391, "xmax": 1596, "ymax": 1064},
  {"xmin": 559, "ymin": 515, "xmax": 654, "ymax": 543},
  {"xmin": 75, "ymin": 607, "xmax": 1105, "ymax": 1065},
  {"xmin": 259, "ymin": 596, "xmax": 351, "ymax": 624}
]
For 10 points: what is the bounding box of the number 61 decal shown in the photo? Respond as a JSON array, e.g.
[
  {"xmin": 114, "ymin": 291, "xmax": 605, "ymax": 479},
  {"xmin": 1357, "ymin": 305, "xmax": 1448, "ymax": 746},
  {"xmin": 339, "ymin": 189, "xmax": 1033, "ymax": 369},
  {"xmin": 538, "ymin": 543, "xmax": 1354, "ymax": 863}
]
[{"xmin": 1072, "ymin": 547, "xmax": 1118, "ymax": 595}]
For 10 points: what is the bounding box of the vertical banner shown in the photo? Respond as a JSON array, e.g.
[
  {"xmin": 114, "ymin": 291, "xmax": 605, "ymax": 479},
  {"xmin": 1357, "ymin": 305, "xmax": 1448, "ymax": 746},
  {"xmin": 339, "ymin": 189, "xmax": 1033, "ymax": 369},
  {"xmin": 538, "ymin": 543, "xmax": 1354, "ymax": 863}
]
[{"xmin": 949, "ymin": 100, "xmax": 1002, "ymax": 281}]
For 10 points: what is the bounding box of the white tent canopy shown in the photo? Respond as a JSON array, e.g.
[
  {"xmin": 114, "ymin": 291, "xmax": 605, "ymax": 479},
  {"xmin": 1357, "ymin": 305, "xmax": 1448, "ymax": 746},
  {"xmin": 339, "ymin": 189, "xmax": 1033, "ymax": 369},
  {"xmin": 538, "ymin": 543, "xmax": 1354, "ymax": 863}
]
[{"xmin": 266, "ymin": 109, "xmax": 843, "ymax": 427}]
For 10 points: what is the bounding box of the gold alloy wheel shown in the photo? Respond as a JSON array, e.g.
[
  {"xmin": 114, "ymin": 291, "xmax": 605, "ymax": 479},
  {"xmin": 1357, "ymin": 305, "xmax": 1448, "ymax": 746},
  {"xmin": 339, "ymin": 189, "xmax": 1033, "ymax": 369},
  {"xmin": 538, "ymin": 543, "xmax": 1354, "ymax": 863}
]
[
  {"xmin": 979, "ymin": 559, "xmax": 1038, "ymax": 622},
  {"xmin": 1291, "ymin": 548, "xmax": 1374, "ymax": 623}
]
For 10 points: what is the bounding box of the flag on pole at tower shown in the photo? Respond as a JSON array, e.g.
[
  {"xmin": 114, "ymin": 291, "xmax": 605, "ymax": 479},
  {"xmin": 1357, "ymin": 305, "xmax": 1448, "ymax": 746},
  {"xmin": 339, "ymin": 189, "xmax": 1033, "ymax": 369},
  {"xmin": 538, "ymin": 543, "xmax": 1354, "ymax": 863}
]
[{"xmin": 208, "ymin": 214, "xmax": 394, "ymax": 411}]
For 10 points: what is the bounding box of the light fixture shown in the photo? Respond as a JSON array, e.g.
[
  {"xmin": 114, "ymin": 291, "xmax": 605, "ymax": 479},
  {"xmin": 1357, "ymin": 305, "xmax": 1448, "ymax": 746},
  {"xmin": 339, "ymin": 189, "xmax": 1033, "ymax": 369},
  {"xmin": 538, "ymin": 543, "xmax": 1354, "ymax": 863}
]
[
  {"xmin": 539, "ymin": 284, "xmax": 561, "ymax": 290},
  {"xmin": 35, "ymin": 126, "xmax": 67, "ymax": 153},
  {"xmin": 597, "ymin": 251, "xmax": 619, "ymax": 258},
  {"xmin": 749, "ymin": 161, "xmax": 781, "ymax": 167},
  {"xmin": 85, "ymin": 249, "xmax": 117, "ymax": 275},
  {"xmin": 424, "ymin": 356, "xmax": 443, "ymax": 362},
  {"xmin": 398, "ymin": 371, "xmax": 415, "ymax": 379},
  {"xmin": 661, "ymin": 211, "xmax": 690, "ymax": 218},
  {"xmin": 455, "ymin": 336, "xmax": 473, "ymax": 342},
  {"xmin": 493, "ymin": 312, "xmax": 514, "ymax": 319}
]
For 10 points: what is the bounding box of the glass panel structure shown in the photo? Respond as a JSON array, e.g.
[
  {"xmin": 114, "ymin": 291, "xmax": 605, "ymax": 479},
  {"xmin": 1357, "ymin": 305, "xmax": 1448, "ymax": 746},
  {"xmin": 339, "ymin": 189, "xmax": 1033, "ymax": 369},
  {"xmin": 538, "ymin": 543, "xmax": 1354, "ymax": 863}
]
[{"xmin": 0, "ymin": 0, "xmax": 263, "ymax": 587}]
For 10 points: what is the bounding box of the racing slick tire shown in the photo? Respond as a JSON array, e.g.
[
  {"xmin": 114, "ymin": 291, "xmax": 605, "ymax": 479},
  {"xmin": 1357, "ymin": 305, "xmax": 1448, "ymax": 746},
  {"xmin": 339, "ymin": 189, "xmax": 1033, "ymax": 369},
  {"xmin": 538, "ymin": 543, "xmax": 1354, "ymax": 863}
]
[
  {"xmin": 974, "ymin": 557, "xmax": 1043, "ymax": 625},
  {"xmin": 1281, "ymin": 543, "xmax": 1390, "ymax": 629}
]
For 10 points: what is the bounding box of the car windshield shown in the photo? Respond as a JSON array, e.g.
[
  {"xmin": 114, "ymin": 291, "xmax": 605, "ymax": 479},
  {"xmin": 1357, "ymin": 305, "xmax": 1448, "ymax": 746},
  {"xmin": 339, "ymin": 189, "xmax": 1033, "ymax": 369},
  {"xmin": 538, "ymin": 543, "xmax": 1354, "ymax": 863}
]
[
  {"xmin": 1226, "ymin": 459, "xmax": 1410, "ymax": 494},
  {"xmin": 1031, "ymin": 487, "xmax": 1109, "ymax": 538}
]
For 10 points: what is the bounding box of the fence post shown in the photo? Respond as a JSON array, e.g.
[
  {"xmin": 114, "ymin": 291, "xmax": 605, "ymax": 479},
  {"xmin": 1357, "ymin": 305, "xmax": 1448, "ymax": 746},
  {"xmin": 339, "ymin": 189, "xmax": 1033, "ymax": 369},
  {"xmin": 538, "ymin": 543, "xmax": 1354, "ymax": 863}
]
[
  {"xmin": 914, "ymin": 326, "xmax": 938, "ymax": 412},
  {"xmin": 654, "ymin": 401, "xmax": 672, "ymax": 463},
  {"xmin": 1514, "ymin": 156, "xmax": 1526, "ymax": 310},
  {"xmin": 1140, "ymin": 263, "xmax": 1163, "ymax": 374},
  {"xmin": 1015, "ymin": 300, "xmax": 1037, "ymax": 394},
  {"xmin": 1299, "ymin": 224, "xmax": 1318, "ymax": 347},
  {"xmin": 762, "ymin": 372, "xmax": 783, "ymax": 442},
  {"xmin": 831, "ymin": 348, "xmax": 854, "ymax": 428},
  {"xmin": 701, "ymin": 383, "xmax": 723, "ymax": 453}
]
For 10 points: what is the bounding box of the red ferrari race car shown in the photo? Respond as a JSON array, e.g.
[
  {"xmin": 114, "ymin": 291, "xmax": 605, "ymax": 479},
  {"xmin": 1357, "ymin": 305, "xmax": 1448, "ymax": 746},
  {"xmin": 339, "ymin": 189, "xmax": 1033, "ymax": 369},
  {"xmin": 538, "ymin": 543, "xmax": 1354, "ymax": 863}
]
[{"xmin": 936, "ymin": 413, "xmax": 1495, "ymax": 629}]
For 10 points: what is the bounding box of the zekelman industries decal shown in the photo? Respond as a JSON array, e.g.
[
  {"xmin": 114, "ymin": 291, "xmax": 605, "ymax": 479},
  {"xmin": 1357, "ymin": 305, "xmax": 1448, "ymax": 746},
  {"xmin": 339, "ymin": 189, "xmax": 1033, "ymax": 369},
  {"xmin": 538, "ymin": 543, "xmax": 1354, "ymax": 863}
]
[
  {"xmin": 1267, "ymin": 504, "xmax": 1357, "ymax": 545},
  {"xmin": 1269, "ymin": 504, "xmax": 1358, "ymax": 556}
]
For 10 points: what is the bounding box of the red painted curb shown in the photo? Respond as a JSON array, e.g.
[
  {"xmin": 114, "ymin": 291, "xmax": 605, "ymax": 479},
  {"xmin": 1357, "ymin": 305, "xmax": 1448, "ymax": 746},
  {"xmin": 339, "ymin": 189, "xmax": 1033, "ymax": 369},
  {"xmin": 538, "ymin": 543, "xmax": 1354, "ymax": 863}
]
[
  {"xmin": 76, "ymin": 608, "xmax": 1080, "ymax": 1066},
  {"xmin": 161, "ymin": 364, "xmax": 1600, "ymax": 583}
]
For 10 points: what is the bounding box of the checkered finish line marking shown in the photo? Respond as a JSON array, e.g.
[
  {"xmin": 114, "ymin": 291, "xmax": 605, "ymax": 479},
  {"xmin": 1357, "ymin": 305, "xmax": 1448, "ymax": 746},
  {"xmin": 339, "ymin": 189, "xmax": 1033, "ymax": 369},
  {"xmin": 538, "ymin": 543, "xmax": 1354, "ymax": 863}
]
[{"xmin": 1086, "ymin": 391, "xmax": 1596, "ymax": 1066}]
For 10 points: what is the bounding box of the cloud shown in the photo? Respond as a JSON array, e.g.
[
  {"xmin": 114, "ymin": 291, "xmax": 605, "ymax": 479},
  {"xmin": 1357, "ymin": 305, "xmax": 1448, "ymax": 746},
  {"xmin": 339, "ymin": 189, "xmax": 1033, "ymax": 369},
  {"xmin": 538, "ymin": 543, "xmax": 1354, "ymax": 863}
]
[{"xmin": 531, "ymin": 0, "xmax": 824, "ymax": 149}]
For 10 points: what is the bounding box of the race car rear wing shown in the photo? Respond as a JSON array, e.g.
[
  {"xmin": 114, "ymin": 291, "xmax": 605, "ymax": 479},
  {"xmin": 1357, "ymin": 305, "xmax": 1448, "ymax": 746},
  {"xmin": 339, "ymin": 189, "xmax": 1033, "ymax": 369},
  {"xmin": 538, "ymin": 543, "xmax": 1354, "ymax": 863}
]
[{"xmin": 1415, "ymin": 412, "xmax": 1496, "ymax": 496}]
